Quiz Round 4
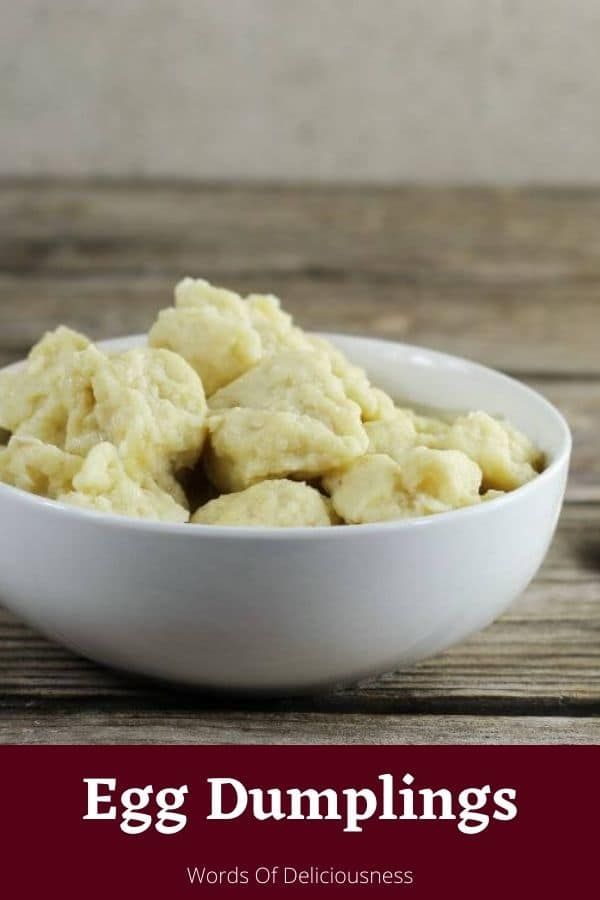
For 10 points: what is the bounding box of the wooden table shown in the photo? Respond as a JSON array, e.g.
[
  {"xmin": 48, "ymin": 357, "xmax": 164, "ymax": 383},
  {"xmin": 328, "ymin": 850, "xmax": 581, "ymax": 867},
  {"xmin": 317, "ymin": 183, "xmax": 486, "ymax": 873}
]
[{"xmin": 1, "ymin": 181, "xmax": 599, "ymax": 744}]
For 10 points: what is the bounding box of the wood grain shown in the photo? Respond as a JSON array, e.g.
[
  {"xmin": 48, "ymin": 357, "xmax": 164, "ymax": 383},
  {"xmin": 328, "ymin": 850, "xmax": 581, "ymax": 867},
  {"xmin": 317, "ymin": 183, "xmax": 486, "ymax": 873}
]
[
  {"xmin": 0, "ymin": 182, "xmax": 598, "ymax": 376},
  {"xmin": 1, "ymin": 710, "xmax": 598, "ymax": 746},
  {"xmin": 0, "ymin": 273, "xmax": 597, "ymax": 377},
  {"xmin": 3, "ymin": 182, "xmax": 600, "ymax": 286},
  {"xmin": 0, "ymin": 181, "xmax": 598, "ymax": 743}
]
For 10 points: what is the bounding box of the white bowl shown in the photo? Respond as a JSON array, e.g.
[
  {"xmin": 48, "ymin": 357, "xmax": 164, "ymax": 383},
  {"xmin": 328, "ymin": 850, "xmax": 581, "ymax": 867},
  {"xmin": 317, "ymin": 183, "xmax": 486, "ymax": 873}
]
[{"xmin": 0, "ymin": 334, "xmax": 571, "ymax": 693}]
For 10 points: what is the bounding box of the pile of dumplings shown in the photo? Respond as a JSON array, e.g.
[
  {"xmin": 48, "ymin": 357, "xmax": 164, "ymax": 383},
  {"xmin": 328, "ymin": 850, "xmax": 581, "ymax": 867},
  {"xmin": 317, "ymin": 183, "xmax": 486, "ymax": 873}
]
[{"xmin": 0, "ymin": 278, "xmax": 544, "ymax": 527}]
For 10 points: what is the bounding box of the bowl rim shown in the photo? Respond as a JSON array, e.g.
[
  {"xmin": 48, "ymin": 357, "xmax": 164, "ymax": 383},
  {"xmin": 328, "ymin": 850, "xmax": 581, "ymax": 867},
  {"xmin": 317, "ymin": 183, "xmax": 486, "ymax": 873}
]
[{"xmin": 0, "ymin": 332, "xmax": 572, "ymax": 540}]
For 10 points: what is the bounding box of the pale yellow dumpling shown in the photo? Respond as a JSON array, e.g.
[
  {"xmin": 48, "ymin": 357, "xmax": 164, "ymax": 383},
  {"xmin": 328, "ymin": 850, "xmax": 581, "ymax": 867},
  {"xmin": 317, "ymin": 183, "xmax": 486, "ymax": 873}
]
[
  {"xmin": 246, "ymin": 293, "xmax": 310, "ymax": 355},
  {"xmin": 246, "ymin": 300, "xmax": 391, "ymax": 423},
  {"xmin": 395, "ymin": 446, "xmax": 483, "ymax": 508},
  {"xmin": 64, "ymin": 345, "xmax": 208, "ymax": 479},
  {"xmin": 59, "ymin": 443, "xmax": 189, "ymax": 522},
  {"xmin": 323, "ymin": 448, "xmax": 482, "ymax": 523},
  {"xmin": 192, "ymin": 478, "xmax": 335, "ymax": 527},
  {"xmin": 324, "ymin": 454, "xmax": 430, "ymax": 523},
  {"xmin": 0, "ymin": 326, "xmax": 90, "ymax": 444},
  {"xmin": 306, "ymin": 335, "xmax": 385, "ymax": 421},
  {"xmin": 365, "ymin": 408, "xmax": 418, "ymax": 458},
  {"xmin": 209, "ymin": 350, "xmax": 365, "ymax": 435},
  {"xmin": 13, "ymin": 391, "xmax": 70, "ymax": 448},
  {"xmin": 429, "ymin": 411, "xmax": 542, "ymax": 491},
  {"xmin": 0, "ymin": 435, "xmax": 82, "ymax": 499},
  {"xmin": 206, "ymin": 351, "xmax": 368, "ymax": 491},
  {"xmin": 409, "ymin": 409, "xmax": 451, "ymax": 441},
  {"xmin": 149, "ymin": 278, "xmax": 262, "ymax": 395},
  {"xmin": 369, "ymin": 388, "xmax": 398, "ymax": 421},
  {"xmin": 206, "ymin": 407, "xmax": 366, "ymax": 492},
  {"xmin": 62, "ymin": 345, "xmax": 107, "ymax": 457}
]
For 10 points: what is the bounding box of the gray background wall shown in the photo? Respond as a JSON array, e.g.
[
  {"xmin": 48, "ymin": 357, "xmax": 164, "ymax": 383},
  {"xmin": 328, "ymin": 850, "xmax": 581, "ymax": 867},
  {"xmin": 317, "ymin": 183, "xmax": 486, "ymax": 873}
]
[{"xmin": 2, "ymin": 0, "xmax": 599, "ymax": 182}]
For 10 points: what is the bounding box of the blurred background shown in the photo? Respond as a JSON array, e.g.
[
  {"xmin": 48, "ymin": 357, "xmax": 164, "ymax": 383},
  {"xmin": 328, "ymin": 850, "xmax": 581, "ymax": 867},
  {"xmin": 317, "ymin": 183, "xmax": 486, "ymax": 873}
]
[{"xmin": 3, "ymin": 0, "xmax": 600, "ymax": 182}]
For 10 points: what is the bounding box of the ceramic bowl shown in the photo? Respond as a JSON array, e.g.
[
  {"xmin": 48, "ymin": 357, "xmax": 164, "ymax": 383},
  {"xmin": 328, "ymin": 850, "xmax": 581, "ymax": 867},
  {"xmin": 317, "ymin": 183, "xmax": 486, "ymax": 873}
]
[{"xmin": 0, "ymin": 334, "xmax": 571, "ymax": 692}]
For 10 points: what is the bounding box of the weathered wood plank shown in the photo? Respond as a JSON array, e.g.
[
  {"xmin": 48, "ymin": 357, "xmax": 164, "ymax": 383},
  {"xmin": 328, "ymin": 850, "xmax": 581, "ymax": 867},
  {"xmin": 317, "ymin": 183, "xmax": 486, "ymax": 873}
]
[
  {"xmin": 3, "ymin": 183, "xmax": 600, "ymax": 287},
  {"xmin": 0, "ymin": 274, "xmax": 597, "ymax": 378},
  {"xmin": 1, "ymin": 710, "xmax": 598, "ymax": 745},
  {"xmin": 1, "ymin": 505, "xmax": 598, "ymax": 711},
  {"xmin": 1, "ymin": 610, "xmax": 597, "ymax": 710},
  {"xmin": 1, "ymin": 182, "xmax": 599, "ymax": 375},
  {"xmin": 526, "ymin": 379, "xmax": 599, "ymax": 503}
]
